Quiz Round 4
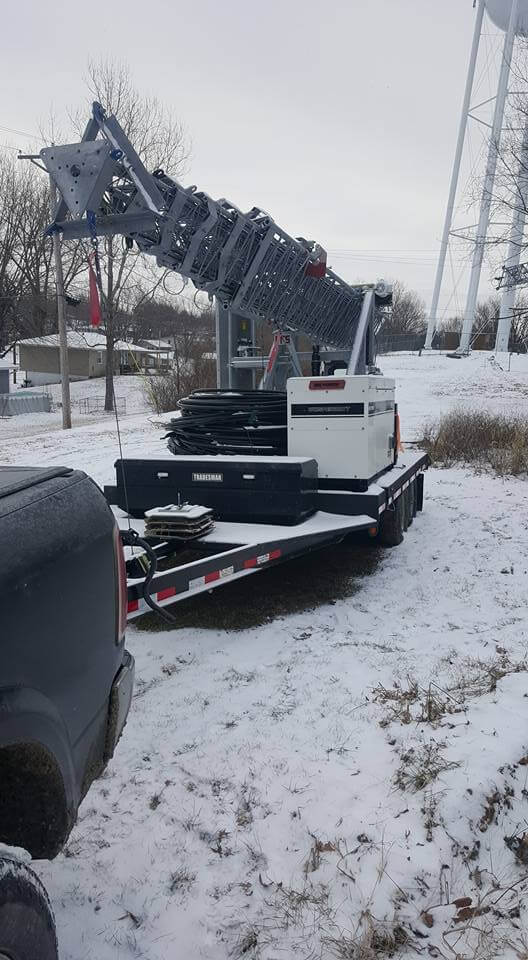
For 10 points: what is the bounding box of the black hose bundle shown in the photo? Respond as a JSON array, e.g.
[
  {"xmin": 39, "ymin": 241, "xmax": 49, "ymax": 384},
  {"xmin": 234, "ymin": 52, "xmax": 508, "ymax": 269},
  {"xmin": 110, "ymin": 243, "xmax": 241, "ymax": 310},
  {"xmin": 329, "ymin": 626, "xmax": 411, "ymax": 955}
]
[{"xmin": 165, "ymin": 389, "xmax": 288, "ymax": 457}]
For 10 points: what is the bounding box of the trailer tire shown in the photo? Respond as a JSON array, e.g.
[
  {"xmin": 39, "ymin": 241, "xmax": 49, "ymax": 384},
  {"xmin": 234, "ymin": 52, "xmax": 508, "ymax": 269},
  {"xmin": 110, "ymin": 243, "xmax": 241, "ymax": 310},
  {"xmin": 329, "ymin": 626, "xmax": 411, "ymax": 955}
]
[
  {"xmin": 416, "ymin": 473, "xmax": 424, "ymax": 512},
  {"xmin": 406, "ymin": 485, "xmax": 413, "ymax": 527},
  {"xmin": 378, "ymin": 496, "xmax": 404, "ymax": 547},
  {"xmin": 401, "ymin": 490, "xmax": 409, "ymax": 531},
  {"xmin": 0, "ymin": 857, "xmax": 58, "ymax": 960}
]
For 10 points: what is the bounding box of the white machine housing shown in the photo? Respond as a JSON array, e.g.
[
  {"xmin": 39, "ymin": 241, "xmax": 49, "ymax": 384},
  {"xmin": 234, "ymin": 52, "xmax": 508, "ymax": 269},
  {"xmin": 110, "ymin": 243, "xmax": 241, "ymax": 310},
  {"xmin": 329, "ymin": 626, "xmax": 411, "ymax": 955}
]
[{"xmin": 287, "ymin": 375, "xmax": 396, "ymax": 485}]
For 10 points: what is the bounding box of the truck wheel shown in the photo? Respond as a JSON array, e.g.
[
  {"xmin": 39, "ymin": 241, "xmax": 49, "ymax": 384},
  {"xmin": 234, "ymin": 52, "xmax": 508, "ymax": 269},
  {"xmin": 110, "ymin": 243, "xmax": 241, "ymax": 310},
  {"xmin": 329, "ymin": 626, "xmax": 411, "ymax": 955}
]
[
  {"xmin": 378, "ymin": 495, "xmax": 404, "ymax": 547},
  {"xmin": 0, "ymin": 858, "xmax": 58, "ymax": 960}
]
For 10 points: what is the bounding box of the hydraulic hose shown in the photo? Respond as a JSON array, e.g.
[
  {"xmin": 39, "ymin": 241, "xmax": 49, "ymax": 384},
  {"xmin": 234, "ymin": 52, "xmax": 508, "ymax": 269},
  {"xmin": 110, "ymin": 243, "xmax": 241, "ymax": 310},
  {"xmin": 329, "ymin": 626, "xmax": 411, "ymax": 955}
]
[
  {"xmin": 121, "ymin": 528, "xmax": 178, "ymax": 624},
  {"xmin": 164, "ymin": 389, "xmax": 287, "ymax": 457}
]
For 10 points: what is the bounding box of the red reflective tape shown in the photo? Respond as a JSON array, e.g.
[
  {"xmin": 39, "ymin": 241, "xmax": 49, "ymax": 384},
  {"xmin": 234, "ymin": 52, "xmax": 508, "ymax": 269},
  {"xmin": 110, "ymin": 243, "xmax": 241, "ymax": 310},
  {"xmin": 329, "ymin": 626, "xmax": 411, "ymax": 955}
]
[
  {"xmin": 205, "ymin": 570, "xmax": 220, "ymax": 584},
  {"xmin": 157, "ymin": 586, "xmax": 176, "ymax": 602},
  {"xmin": 128, "ymin": 598, "xmax": 139, "ymax": 613},
  {"xmin": 244, "ymin": 557, "xmax": 258, "ymax": 569},
  {"xmin": 269, "ymin": 549, "xmax": 281, "ymax": 560}
]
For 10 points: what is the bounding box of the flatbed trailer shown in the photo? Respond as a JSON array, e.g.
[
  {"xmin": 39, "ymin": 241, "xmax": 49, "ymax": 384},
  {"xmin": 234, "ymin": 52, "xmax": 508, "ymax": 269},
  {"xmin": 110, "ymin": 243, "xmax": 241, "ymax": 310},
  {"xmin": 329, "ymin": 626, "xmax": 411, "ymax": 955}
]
[{"xmin": 118, "ymin": 449, "xmax": 428, "ymax": 622}]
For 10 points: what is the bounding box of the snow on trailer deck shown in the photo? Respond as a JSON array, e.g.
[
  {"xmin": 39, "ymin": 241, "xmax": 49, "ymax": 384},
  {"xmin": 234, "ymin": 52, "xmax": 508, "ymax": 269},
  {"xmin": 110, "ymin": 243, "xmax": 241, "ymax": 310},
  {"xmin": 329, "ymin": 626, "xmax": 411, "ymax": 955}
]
[{"xmin": 122, "ymin": 510, "xmax": 378, "ymax": 619}]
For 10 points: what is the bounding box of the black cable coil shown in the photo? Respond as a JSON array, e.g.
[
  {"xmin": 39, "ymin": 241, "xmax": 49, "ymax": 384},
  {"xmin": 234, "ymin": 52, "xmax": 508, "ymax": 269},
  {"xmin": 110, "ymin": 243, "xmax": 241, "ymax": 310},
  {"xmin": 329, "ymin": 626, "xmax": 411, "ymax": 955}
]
[{"xmin": 165, "ymin": 389, "xmax": 288, "ymax": 457}]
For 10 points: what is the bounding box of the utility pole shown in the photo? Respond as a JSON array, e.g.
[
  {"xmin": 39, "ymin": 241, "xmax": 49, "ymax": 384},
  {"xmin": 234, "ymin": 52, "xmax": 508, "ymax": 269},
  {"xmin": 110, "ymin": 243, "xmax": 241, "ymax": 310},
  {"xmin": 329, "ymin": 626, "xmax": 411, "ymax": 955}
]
[{"xmin": 50, "ymin": 180, "xmax": 72, "ymax": 429}]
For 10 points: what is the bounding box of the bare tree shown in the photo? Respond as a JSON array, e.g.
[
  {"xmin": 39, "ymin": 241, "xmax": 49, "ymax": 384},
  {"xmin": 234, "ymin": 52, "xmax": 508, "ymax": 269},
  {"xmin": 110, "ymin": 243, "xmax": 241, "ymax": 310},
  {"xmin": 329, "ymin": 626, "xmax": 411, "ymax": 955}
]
[
  {"xmin": 0, "ymin": 153, "xmax": 24, "ymax": 350},
  {"xmin": 474, "ymin": 295, "xmax": 500, "ymax": 338},
  {"xmin": 0, "ymin": 149, "xmax": 88, "ymax": 350},
  {"xmin": 74, "ymin": 60, "xmax": 188, "ymax": 410},
  {"xmin": 382, "ymin": 281, "xmax": 426, "ymax": 338}
]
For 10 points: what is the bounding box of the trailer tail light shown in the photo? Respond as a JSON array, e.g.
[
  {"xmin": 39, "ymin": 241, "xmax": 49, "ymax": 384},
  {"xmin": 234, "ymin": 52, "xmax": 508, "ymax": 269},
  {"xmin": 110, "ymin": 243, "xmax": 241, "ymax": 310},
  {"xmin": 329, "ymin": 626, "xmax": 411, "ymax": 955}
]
[
  {"xmin": 113, "ymin": 523, "xmax": 128, "ymax": 643},
  {"xmin": 309, "ymin": 379, "xmax": 346, "ymax": 390}
]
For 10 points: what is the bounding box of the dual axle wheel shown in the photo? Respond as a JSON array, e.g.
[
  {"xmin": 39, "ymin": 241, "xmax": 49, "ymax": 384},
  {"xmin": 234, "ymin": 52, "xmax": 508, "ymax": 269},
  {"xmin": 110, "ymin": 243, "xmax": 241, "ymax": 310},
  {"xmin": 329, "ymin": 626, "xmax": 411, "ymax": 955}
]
[{"xmin": 377, "ymin": 475, "xmax": 422, "ymax": 547}]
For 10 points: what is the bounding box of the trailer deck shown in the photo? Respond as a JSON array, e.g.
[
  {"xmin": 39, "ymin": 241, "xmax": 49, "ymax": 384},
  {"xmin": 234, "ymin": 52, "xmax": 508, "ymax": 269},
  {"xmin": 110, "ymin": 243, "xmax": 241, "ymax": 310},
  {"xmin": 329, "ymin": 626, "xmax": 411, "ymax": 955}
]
[
  {"xmin": 118, "ymin": 449, "xmax": 428, "ymax": 621},
  {"xmin": 121, "ymin": 510, "xmax": 376, "ymax": 619}
]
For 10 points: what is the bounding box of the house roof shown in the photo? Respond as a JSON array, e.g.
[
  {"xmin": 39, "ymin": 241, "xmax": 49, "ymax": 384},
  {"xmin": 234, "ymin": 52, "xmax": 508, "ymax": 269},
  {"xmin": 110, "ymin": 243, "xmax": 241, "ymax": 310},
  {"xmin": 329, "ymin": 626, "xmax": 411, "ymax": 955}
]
[
  {"xmin": 140, "ymin": 338, "xmax": 173, "ymax": 351},
  {"xmin": 18, "ymin": 332, "xmax": 151, "ymax": 353}
]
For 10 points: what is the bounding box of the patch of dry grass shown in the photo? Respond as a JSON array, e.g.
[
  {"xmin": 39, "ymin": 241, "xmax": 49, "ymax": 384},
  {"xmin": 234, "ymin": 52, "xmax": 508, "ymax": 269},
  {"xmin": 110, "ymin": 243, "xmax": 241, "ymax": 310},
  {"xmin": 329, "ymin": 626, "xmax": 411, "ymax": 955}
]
[
  {"xmin": 449, "ymin": 653, "xmax": 528, "ymax": 699},
  {"xmin": 322, "ymin": 912, "xmax": 409, "ymax": 959},
  {"xmin": 422, "ymin": 409, "xmax": 528, "ymax": 475},
  {"xmin": 374, "ymin": 678, "xmax": 463, "ymax": 728},
  {"xmin": 395, "ymin": 741, "xmax": 460, "ymax": 792}
]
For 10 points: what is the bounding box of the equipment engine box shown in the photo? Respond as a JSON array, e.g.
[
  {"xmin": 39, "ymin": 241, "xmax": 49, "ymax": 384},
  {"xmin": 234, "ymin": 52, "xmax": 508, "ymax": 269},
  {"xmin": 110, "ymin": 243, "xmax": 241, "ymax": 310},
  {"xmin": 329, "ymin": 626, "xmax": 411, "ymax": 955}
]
[
  {"xmin": 108, "ymin": 455, "xmax": 318, "ymax": 525},
  {"xmin": 287, "ymin": 376, "xmax": 396, "ymax": 490}
]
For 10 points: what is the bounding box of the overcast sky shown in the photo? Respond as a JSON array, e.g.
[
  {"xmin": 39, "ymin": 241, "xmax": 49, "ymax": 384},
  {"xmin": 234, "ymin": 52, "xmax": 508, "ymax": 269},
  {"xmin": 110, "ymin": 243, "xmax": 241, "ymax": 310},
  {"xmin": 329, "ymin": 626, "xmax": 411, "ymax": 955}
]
[{"xmin": 0, "ymin": 0, "xmax": 506, "ymax": 318}]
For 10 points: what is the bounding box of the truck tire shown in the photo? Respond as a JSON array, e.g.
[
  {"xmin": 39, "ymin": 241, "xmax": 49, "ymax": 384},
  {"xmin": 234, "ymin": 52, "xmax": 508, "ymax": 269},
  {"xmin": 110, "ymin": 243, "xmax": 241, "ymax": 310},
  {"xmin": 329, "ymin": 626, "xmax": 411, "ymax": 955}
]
[
  {"xmin": 378, "ymin": 495, "xmax": 404, "ymax": 547},
  {"xmin": 0, "ymin": 858, "xmax": 58, "ymax": 960}
]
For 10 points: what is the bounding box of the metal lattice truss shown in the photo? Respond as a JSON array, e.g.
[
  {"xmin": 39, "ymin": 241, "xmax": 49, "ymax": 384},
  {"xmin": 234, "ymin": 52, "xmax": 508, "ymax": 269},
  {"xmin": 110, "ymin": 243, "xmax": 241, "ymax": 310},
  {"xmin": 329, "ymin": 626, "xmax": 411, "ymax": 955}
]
[
  {"xmin": 41, "ymin": 103, "xmax": 390, "ymax": 350},
  {"xmin": 495, "ymin": 262, "xmax": 528, "ymax": 291}
]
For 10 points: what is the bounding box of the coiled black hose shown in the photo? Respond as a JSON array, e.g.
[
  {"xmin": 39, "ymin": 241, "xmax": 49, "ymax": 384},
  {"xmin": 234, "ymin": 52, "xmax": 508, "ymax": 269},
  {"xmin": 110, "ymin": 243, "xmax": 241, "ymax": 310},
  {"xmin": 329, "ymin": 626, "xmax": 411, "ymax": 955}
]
[{"xmin": 165, "ymin": 389, "xmax": 288, "ymax": 457}]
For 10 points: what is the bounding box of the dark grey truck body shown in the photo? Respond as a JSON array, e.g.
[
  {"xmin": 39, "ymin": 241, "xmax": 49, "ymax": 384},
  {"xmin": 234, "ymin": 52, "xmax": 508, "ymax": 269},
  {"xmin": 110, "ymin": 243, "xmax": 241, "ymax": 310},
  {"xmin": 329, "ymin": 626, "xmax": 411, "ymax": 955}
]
[{"xmin": 0, "ymin": 465, "xmax": 134, "ymax": 859}]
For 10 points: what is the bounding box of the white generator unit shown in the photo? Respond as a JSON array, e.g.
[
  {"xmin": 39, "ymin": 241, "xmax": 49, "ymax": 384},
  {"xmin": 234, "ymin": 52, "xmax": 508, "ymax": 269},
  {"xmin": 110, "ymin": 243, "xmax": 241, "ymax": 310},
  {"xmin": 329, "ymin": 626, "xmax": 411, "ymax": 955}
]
[{"xmin": 287, "ymin": 375, "xmax": 396, "ymax": 489}]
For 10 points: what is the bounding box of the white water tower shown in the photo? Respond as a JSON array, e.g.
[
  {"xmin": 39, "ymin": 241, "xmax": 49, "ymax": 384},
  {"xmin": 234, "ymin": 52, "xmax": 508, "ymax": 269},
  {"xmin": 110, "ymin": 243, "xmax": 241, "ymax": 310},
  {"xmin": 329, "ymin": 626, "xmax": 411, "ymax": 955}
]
[
  {"xmin": 485, "ymin": 0, "xmax": 528, "ymax": 33},
  {"xmin": 425, "ymin": 0, "xmax": 528, "ymax": 353}
]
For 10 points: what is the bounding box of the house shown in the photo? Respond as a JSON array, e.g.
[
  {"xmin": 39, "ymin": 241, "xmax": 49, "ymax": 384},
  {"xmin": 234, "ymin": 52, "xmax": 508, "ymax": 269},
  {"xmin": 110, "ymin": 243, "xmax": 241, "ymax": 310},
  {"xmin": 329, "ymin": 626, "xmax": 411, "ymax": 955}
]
[
  {"xmin": 0, "ymin": 359, "xmax": 10, "ymax": 395},
  {"xmin": 138, "ymin": 338, "xmax": 174, "ymax": 371},
  {"xmin": 18, "ymin": 332, "xmax": 153, "ymax": 386}
]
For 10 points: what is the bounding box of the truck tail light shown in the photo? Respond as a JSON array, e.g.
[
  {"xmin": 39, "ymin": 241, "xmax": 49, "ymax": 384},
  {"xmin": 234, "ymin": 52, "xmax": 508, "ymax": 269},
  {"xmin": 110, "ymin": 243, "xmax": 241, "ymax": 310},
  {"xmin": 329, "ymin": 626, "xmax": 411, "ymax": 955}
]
[
  {"xmin": 309, "ymin": 379, "xmax": 346, "ymax": 390},
  {"xmin": 113, "ymin": 523, "xmax": 128, "ymax": 642}
]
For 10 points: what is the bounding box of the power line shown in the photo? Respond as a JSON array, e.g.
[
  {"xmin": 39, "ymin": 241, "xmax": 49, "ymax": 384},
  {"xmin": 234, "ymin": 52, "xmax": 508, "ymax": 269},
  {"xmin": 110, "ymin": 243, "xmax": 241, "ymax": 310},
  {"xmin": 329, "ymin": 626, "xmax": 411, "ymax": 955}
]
[
  {"xmin": 0, "ymin": 142, "xmax": 24, "ymax": 154},
  {"xmin": 0, "ymin": 123, "xmax": 42, "ymax": 142}
]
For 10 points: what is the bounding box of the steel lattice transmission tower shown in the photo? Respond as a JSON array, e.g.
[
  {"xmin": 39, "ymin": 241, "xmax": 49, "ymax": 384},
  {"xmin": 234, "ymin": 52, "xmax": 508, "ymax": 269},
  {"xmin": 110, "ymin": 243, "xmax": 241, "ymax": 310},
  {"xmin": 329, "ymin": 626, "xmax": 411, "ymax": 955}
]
[{"xmin": 425, "ymin": 0, "xmax": 528, "ymax": 354}]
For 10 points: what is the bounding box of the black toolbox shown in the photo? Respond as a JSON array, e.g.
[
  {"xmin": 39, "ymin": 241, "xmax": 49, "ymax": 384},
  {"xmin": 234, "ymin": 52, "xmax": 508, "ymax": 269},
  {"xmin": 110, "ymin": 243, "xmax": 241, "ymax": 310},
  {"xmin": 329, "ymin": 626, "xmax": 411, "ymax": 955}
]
[{"xmin": 105, "ymin": 456, "xmax": 318, "ymax": 525}]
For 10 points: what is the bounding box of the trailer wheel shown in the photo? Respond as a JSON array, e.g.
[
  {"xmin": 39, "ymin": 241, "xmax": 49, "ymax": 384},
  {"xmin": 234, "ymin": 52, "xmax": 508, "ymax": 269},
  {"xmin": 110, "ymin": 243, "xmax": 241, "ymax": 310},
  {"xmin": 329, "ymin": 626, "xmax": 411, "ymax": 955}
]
[
  {"xmin": 416, "ymin": 473, "xmax": 424, "ymax": 512},
  {"xmin": 378, "ymin": 496, "xmax": 404, "ymax": 547},
  {"xmin": 401, "ymin": 490, "xmax": 409, "ymax": 532},
  {"xmin": 406, "ymin": 485, "xmax": 414, "ymax": 527},
  {"xmin": 0, "ymin": 858, "xmax": 58, "ymax": 960}
]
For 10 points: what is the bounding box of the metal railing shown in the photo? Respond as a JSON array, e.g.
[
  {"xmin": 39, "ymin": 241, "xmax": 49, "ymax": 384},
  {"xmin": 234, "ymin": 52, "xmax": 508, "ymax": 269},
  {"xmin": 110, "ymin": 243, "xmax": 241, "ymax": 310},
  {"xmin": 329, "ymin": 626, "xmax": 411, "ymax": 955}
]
[{"xmin": 77, "ymin": 396, "xmax": 126, "ymax": 415}]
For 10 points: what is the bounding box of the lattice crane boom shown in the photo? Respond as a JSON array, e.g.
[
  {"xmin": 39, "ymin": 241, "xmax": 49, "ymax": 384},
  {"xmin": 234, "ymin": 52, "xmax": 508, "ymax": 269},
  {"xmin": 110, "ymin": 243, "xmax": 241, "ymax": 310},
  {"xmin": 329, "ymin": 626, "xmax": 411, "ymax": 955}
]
[{"xmin": 40, "ymin": 102, "xmax": 390, "ymax": 352}]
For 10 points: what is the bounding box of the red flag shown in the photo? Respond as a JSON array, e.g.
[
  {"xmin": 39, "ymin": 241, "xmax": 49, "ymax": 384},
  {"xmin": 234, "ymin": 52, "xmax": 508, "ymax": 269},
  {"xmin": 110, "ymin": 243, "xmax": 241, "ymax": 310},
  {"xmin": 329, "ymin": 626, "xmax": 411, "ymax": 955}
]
[
  {"xmin": 88, "ymin": 256, "xmax": 102, "ymax": 327},
  {"xmin": 305, "ymin": 243, "xmax": 327, "ymax": 279}
]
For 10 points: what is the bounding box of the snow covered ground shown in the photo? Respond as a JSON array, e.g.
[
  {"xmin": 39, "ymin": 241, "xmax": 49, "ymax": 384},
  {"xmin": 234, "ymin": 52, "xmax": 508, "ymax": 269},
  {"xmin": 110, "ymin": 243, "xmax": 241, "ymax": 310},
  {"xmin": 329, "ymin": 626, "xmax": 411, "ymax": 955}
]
[
  {"xmin": 0, "ymin": 374, "xmax": 150, "ymax": 440},
  {"xmin": 2, "ymin": 352, "xmax": 528, "ymax": 959}
]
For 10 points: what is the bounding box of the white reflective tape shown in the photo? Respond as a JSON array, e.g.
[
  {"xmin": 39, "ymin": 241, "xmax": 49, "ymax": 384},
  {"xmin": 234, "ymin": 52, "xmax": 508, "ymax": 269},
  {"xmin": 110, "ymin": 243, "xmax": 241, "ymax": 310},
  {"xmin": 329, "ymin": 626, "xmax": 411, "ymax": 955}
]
[
  {"xmin": 220, "ymin": 566, "xmax": 234, "ymax": 578},
  {"xmin": 189, "ymin": 575, "xmax": 206, "ymax": 591},
  {"xmin": 257, "ymin": 553, "xmax": 270, "ymax": 565}
]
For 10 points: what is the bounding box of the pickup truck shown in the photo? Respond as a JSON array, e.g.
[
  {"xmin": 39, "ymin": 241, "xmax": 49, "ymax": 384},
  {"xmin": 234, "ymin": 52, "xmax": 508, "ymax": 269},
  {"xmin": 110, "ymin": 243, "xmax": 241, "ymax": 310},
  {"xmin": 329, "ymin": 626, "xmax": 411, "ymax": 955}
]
[{"xmin": 0, "ymin": 465, "xmax": 135, "ymax": 960}]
